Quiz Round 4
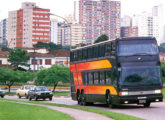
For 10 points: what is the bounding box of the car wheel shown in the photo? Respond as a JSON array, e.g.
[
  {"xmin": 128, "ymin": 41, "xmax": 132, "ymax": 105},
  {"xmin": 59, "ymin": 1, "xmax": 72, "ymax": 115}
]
[
  {"xmin": 29, "ymin": 96, "xmax": 32, "ymax": 101},
  {"xmin": 49, "ymin": 97, "xmax": 52, "ymax": 101},
  {"xmin": 25, "ymin": 95, "xmax": 29, "ymax": 99},
  {"xmin": 144, "ymin": 102, "xmax": 151, "ymax": 107},
  {"xmin": 18, "ymin": 94, "xmax": 21, "ymax": 99},
  {"xmin": 1, "ymin": 95, "xmax": 4, "ymax": 98},
  {"xmin": 34, "ymin": 96, "xmax": 38, "ymax": 101}
]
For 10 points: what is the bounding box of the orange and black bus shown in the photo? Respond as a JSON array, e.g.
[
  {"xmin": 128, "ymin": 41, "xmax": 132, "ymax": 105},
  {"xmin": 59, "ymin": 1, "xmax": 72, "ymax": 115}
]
[{"xmin": 70, "ymin": 37, "xmax": 163, "ymax": 107}]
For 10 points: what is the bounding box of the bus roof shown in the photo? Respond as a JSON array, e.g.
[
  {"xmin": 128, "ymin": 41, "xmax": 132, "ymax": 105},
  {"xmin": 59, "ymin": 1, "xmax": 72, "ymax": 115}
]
[
  {"xmin": 71, "ymin": 39, "xmax": 115, "ymax": 52},
  {"xmin": 71, "ymin": 37, "xmax": 156, "ymax": 52}
]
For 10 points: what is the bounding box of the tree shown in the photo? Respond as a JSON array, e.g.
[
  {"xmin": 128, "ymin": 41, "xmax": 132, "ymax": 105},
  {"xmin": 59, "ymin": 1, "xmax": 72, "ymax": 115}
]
[
  {"xmin": 94, "ymin": 34, "xmax": 109, "ymax": 44},
  {"xmin": 36, "ymin": 65, "xmax": 70, "ymax": 92},
  {"xmin": 8, "ymin": 48, "xmax": 30, "ymax": 69},
  {"xmin": 0, "ymin": 68, "xmax": 20, "ymax": 92},
  {"xmin": 0, "ymin": 68, "xmax": 35, "ymax": 92}
]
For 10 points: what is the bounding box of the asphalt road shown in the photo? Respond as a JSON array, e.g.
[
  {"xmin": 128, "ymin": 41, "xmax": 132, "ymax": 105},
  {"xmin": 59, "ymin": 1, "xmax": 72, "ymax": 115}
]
[{"xmin": 4, "ymin": 96, "xmax": 165, "ymax": 120}]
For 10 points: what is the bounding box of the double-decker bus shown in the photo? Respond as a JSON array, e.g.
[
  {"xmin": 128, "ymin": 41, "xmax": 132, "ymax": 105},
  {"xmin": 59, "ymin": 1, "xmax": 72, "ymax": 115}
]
[{"xmin": 70, "ymin": 37, "xmax": 163, "ymax": 107}]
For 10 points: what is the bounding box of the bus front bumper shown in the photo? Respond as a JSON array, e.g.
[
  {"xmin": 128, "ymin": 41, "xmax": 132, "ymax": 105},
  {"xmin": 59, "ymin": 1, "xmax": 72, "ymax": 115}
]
[{"xmin": 119, "ymin": 94, "xmax": 163, "ymax": 104}]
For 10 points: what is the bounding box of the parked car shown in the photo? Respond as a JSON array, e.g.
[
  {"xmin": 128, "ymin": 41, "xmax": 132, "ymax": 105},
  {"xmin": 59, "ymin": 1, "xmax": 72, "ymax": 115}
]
[
  {"xmin": 28, "ymin": 86, "xmax": 53, "ymax": 101},
  {"xmin": 0, "ymin": 88, "xmax": 6, "ymax": 98},
  {"xmin": 16, "ymin": 85, "xmax": 36, "ymax": 99}
]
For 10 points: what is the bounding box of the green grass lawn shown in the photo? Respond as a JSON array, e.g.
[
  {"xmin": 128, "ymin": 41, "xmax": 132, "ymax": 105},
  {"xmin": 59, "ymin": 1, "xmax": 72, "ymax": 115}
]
[
  {"xmin": 0, "ymin": 101, "xmax": 73, "ymax": 120},
  {"xmin": 1, "ymin": 99, "xmax": 143, "ymax": 120},
  {"xmin": 53, "ymin": 91, "xmax": 70, "ymax": 97}
]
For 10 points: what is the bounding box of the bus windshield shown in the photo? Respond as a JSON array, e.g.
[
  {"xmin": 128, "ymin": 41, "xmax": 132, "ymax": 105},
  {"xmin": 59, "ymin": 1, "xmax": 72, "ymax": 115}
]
[
  {"xmin": 119, "ymin": 66, "xmax": 161, "ymax": 86},
  {"xmin": 118, "ymin": 41, "xmax": 158, "ymax": 56}
]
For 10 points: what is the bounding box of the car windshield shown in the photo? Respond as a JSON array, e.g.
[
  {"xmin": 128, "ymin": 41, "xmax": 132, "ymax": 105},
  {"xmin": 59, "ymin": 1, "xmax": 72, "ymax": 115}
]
[
  {"xmin": 118, "ymin": 41, "xmax": 158, "ymax": 56},
  {"xmin": 35, "ymin": 87, "xmax": 50, "ymax": 91},
  {"xmin": 119, "ymin": 66, "xmax": 161, "ymax": 86},
  {"xmin": 25, "ymin": 86, "xmax": 34, "ymax": 90}
]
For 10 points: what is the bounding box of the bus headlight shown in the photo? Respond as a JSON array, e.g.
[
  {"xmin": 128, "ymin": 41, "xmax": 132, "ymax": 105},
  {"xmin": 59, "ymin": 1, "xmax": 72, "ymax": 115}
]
[
  {"xmin": 119, "ymin": 91, "xmax": 128, "ymax": 96},
  {"xmin": 154, "ymin": 89, "xmax": 162, "ymax": 94}
]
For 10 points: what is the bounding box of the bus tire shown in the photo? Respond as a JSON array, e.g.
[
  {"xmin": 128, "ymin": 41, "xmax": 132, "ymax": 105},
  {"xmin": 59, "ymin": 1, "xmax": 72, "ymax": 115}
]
[
  {"xmin": 106, "ymin": 91, "xmax": 115, "ymax": 108},
  {"xmin": 81, "ymin": 91, "xmax": 87, "ymax": 106},
  {"xmin": 77, "ymin": 93, "xmax": 81, "ymax": 105}
]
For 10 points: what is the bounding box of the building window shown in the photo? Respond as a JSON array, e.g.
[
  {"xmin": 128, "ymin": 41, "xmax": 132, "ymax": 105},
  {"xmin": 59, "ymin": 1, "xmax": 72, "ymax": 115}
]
[
  {"xmin": 31, "ymin": 59, "xmax": 37, "ymax": 65},
  {"xmin": 40, "ymin": 59, "xmax": 42, "ymax": 65},
  {"xmin": 45, "ymin": 59, "xmax": 51, "ymax": 65}
]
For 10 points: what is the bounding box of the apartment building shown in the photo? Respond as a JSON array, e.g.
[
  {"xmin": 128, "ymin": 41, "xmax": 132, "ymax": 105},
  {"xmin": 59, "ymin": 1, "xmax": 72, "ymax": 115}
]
[
  {"xmin": 78, "ymin": 0, "xmax": 120, "ymax": 44},
  {"xmin": 7, "ymin": 2, "xmax": 50, "ymax": 48}
]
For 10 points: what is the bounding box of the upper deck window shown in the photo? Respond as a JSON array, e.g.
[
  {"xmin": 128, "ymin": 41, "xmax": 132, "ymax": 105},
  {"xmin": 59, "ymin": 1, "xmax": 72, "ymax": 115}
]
[{"xmin": 118, "ymin": 40, "xmax": 158, "ymax": 56}]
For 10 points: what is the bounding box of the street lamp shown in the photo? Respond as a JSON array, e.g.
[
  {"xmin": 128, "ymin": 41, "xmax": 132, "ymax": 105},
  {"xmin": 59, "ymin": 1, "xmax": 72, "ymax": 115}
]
[{"xmin": 49, "ymin": 13, "xmax": 71, "ymax": 66}]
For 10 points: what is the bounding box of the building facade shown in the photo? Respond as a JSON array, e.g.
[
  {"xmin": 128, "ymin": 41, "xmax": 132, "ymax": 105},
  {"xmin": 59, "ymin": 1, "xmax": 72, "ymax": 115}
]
[
  {"xmin": 7, "ymin": 2, "xmax": 50, "ymax": 48},
  {"xmin": 78, "ymin": 0, "xmax": 120, "ymax": 44},
  {"xmin": 71, "ymin": 23, "xmax": 82, "ymax": 46},
  {"xmin": 131, "ymin": 5, "xmax": 164, "ymax": 45},
  {"xmin": 57, "ymin": 23, "xmax": 71, "ymax": 46},
  {"xmin": 0, "ymin": 19, "xmax": 8, "ymax": 46},
  {"xmin": 50, "ymin": 19, "xmax": 58, "ymax": 44}
]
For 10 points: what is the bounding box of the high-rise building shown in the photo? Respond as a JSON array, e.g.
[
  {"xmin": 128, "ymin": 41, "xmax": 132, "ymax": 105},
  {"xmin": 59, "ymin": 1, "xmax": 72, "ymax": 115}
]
[
  {"xmin": 120, "ymin": 16, "xmax": 138, "ymax": 38},
  {"xmin": 71, "ymin": 23, "xmax": 82, "ymax": 46},
  {"xmin": 121, "ymin": 15, "xmax": 132, "ymax": 27},
  {"xmin": 50, "ymin": 19, "xmax": 58, "ymax": 44},
  {"xmin": 0, "ymin": 19, "xmax": 8, "ymax": 46},
  {"xmin": 77, "ymin": 0, "xmax": 120, "ymax": 44},
  {"xmin": 152, "ymin": 5, "xmax": 164, "ymax": 45},
  {"xmin": 7, "ymin": 2, "xmax": 50, "ymax": 48},
  {"xmin": 57, "ymin": 23, "xmax": 71, "ymax": 46},
  {"xmin": 131, "ymin": 5, "xmax": 164, "ymax": 45}
]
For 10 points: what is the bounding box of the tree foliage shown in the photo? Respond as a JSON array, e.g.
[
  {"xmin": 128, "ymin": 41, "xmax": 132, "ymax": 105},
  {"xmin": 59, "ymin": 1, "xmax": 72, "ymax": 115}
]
[
  {"xmin": 33, "ymin": 42, "xmax": 70, "ymax": 51},
  {"xmin": 8, "ymin": 48, "xmax": 30, "ymax": 68},
  {"xmin": 0, "ymin": 68, "xmax": 34, "ymax": 92},
  {"xmin": 35, "ymin": 65, "xmax": 70, "ymax": 92},
  {"xmin": 94, "ymin": 34, "xmax": 109, "ymax": 44}
]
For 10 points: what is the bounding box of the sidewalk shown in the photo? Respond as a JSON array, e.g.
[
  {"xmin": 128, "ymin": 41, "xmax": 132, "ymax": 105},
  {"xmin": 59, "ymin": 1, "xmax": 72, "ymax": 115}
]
[{"xmin": 16, "ymin": 102, "xmax": 114, "ymax": 120}]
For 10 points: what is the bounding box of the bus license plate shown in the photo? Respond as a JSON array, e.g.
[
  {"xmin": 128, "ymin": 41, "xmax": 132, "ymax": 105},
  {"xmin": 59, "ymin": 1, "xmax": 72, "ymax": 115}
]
[{"xmin": 139, "ymin": 100, "xmax": 146, "ymax": 104}]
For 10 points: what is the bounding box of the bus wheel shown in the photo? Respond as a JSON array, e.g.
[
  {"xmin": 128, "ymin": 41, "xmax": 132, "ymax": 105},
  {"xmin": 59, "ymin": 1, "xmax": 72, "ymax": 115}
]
[
  {"xmin": 81, "ymin": 92, "xmax": 87, "ymax": 106},
  {"xmin": 77, "ymin": 93, "xmax": 81, "ymax": 105},
  {"xmin": 143, "ymin": 102, "xmax": 151, "ymax": 107},
  {"xmin": 106, "ymin": 92, "xmax": 114, "ymax": 108}
]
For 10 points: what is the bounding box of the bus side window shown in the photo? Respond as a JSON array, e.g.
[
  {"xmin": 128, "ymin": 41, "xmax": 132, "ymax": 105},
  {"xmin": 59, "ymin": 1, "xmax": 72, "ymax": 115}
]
[
  {"xmin": 78, "ymin": 50, "xmax": 82, "ymax": 61},
  {"xmin": 88, "ymin": 72, "xmax": 94, "ymax": 85},
  {"xmin": 105, "ymin": 71, "xmax": 111, "ymax": 85},
  {"xmin": 99, "ymin": 45, "xmax": 105, "ymax": 57},
  {"xmin": 100, "ymin": 71, "xmax": 105, "ymax": 84},
  {"xmin": 87, "ymin": 47, "xmax": 93, "ymax": 59},
  {"xmin": 94, "ymin": 72, "xmax": 99, "ymax": 85},
  {"xmin": 83, "ymin": 49, "xmax": 88, "ymax": 60},
  {"xmin": 105, "ymin": 43, "xmax": 111, "ymax": 56},
  {"xmin": 93, "ymin": 46, "xmax": 98, "ymax": 58},
  {"xmin": 73, "ymin": 51, "xmax": 77, "ymax": 61},
  {"xmin": 81, "ymin": 72, "xmax": 86, "ymax": 85},
  {"xmin": 111, "ymin": 42, "xmax": 116, "ymax": 55}
]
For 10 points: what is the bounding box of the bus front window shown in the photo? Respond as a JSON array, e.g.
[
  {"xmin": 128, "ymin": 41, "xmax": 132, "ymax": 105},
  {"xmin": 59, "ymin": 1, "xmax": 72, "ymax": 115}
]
[
  {"xmin": 118, "ymin": 41, "xmax": 158, "ymax": 56},
  {"xmin": 119, "ymin": 66, "xmax": 161, "ymax": 86}
]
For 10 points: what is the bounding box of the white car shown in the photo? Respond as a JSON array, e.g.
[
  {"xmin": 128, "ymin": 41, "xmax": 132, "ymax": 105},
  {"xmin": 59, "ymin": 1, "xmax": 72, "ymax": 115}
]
[{"xmin": 16, "ymin": 85, "xmax": 36, "ymax": 99}]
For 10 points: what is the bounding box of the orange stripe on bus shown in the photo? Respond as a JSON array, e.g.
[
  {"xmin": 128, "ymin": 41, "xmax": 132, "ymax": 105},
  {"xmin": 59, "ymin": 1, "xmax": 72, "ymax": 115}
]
[
  {"xmin": 76, "ymin": 59, "xmax": 112, "ymax": 72},
  {"xmin": 76, "ymin": 86, "xmax": 118, "ymax": 95}
]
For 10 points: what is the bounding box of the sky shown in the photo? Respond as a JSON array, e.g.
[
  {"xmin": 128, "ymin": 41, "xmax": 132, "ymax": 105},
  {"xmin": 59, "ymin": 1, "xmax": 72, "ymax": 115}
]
[{"xmin": 0, "ymin": 0, "xmax": 164, "ymax": 22}]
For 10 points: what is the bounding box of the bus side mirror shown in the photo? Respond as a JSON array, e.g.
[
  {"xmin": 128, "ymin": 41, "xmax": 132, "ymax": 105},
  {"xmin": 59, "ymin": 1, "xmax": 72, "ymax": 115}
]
[{"xmin": 162, "ymin": 68, "xmax": 165, "ymax": 77}]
